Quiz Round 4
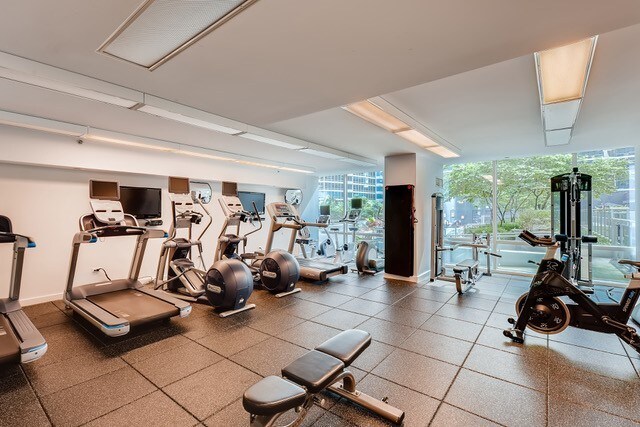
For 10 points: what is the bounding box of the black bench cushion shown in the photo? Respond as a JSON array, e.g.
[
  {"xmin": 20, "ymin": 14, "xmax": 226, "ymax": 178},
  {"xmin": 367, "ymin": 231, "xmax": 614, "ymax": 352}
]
[
  {"xmin": 243, "ymin": 376, "xmax": 307, "ymax": 416},
  {"xmin": 282, "ymin": 350, "xmax": 344, "ymax": 394},
  {"xmin": 315, "ymin": 329, "xmax": 371, "ymax": 367}
]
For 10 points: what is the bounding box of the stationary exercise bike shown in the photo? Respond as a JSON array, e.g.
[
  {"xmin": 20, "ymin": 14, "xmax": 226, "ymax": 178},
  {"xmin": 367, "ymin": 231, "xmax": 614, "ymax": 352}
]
[{"xmin": 503, "ymin": 230, "xmax": 640, "ymax": 354}]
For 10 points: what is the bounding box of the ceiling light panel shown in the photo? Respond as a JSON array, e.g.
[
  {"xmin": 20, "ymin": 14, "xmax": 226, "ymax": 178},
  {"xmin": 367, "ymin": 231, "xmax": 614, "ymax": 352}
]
[
  {"xmin": 542, "ymin": 99, "xmax": 581, "ymax": 131},
  {"xmin": 537, "ymin": 37, "xmax": 596, "ymax": 104},
  {"xmin": 0, "ymin": 110, "xmax": 87, "ymax": 137},
  {"xmin": 99, "ymin": 0, "xmax": 257, "ymax": 70},
  {"xmin": 299, "ymin": 148, "xmax": 345, "ymax": 160},
  {"xmin": 394, "ymin": 129, "xmax": 438, "ymax": 148},
  {"xmin": 545, "ymin": 128, "xmax": 572, "ymax": 146},
  {"xmin": 238, "ymin": 132, "xmax": 305, "ymax": 150},
  {"xmin": 426, "ymin": 145, "xmax": 459, "ymax": 158},
  {"xmin": 343, "ymin": 100, "xmax": 410, "ymax": 132}
]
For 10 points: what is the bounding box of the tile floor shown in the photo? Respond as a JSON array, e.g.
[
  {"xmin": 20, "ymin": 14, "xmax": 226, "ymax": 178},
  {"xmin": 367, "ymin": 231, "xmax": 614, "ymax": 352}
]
[{"xmin": 1, "ymin": 272, "xmax": 639, "ymax": 426}]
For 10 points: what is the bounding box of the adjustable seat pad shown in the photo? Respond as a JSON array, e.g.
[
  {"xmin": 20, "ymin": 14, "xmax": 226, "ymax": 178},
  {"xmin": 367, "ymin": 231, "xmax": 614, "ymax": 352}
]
[
  {"xmin": 243, "ymin": 376, "xmax": 307, "ymax": 416},
  {"xmin": 282, "ymin": 350, "xmax": 344, "ymax": 394},
  {"xmin": 455, "ymin": 259, "xmax": 479, "ymax": 269},
  {"xmin": 315, "ymin": 329, "xmax": 371, "ymax": 367}
]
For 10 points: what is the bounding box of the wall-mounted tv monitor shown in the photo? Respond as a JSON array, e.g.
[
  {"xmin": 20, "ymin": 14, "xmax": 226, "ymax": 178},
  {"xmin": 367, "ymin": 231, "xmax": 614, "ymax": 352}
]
[
  {"xmin": 351, "ymin": 198, "xmax": 363, "ymax": 209},
  {"xmin": 319, "ymin": 205, "xmax": 330, "ymax": 216},
  {"xmin": 238, "ymin": 191, "xmax": 266, "ymax": 215},
  {"xmin": 90, "ymin": 180, "xmax": 119, "ymax": 200},
  {"xmin": 120, "ymin": 186, "xmax": 162, "ymax": 219}
]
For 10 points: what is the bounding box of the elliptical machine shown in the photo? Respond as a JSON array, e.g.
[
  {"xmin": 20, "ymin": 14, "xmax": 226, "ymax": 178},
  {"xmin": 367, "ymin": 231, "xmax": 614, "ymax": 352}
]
[
  {"xmin": 330, "ymin": 198, "xmax": 362, "ymax": 264},
  {"xmin": 355, "ymin": 207, "xmax": 385, "ymax": 275},
  {"xmin": 216, "ymin": 191, "xmax": 301, "ymax": 298},
  {"xmin": 503, "ymin": 230, "xmax": 640, "ymax": 354},
  {"xmin": 155, "ymin": 177, "xmax": 255, "ymax": 317}
]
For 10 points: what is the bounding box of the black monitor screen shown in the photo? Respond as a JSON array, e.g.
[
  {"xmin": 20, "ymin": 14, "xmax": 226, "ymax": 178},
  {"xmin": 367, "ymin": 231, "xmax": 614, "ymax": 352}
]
[
  {"xmin": 350, "ymin": 198, "xmax": 363, "ymax": 209},
  {"xmin": 320, "ymin": 205, "xmax": 330, "ymax": 216},
  {"xmin": 90, "ymin": 180, "xmax": 119, "ymax": 200},
  {"xmin": 120, "ymin": 186, "xmax": 162, "ymax": 219},
  {"xmin": 238, "ymin": 191, "xmax": 265, "ymax": 214}
]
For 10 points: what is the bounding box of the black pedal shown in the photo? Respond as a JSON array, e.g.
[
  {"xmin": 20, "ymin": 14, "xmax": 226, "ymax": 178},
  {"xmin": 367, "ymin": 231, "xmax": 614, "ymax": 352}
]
[{"xmin": 145, "ymin": 219, "xmax": 163, "ymax": 227}]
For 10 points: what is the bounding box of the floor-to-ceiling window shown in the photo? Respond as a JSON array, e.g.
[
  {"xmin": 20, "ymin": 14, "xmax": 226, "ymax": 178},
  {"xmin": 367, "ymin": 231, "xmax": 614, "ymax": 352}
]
[
  {"xmin": 318, "ymin": 171, "xmax": 385, "ymax": 258},
  {"xmin": 442, "ymin": 148, "xmax": 635, "ymax": 285}
]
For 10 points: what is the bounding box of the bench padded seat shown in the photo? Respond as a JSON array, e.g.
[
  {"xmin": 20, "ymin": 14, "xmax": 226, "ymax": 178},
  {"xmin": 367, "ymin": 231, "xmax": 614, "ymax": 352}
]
[
  {"xmin": 454, "ymin": 259, "xmax": 478, "ymax": 271},
  {"xmin": 282, "ymin": 350, "xmax": 344, "ymax": 394},
  {"xmin": 243, "ymin": 376, "xmax": 307, "ymax": 416},
  {"xmin": 315, "ymin": 329, "xmax": 371, "ymax": 367}
]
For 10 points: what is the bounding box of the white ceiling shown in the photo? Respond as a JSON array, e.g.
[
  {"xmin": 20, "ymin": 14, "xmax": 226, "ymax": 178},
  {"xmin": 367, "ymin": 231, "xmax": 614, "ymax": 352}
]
[{"xmin": 0, "ymin": 1, "xmax": 639, "ymax": 170}]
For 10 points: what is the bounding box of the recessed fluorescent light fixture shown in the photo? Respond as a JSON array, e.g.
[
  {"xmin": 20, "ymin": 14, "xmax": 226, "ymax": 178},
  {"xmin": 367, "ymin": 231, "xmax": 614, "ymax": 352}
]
[
  {"xmin": 299, "ymin": 148, "xmax": 346, "ymax": 160},
  {"xmin": 98, "ymin": 0, "xmax": 259, "ymax": 71},
  {"xmin": 84, "ymin": 129, "xmax": 178, "ymax": 152},
  {"xmin": 394, "ymin": 129, "xmax": 438, "ymax": 148},
  {"xmin": 545, "ymin": 129, "xmax": 572, "ymax": 146},
  {"xmin": 340, "ymin": 158, "xmax": 377, "ymax": 167},
  {"xmin": 0, "ymin": 52, "xmax": 143, "ymax": 108},
  {"xmin": 536, "ymin": 37, "xmax": 597, "ymax": 104},
  {"xmin": 426, "ymin": 145, "xmax": 459, "ymax": 158},
  {"xmin": 238, "ymin": 132, "xmax": 305, "ymax": 150},
  {"xmin": 0, "ymin": 110, "xmax": 86, "ymax": 137},
  {"xmin": 343, "ymin": 100, "xmax": 410, "ymax": 132},
  {"xmin": 137, "ymin": 95, "xmax": 242, "ymax": 134},
  {"xmin": 535, "ymin": 36, "xmax": 597, "ymax": 147}
]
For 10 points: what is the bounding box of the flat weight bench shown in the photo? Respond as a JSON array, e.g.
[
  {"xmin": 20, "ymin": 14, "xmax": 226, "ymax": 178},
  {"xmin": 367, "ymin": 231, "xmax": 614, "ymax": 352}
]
[
  {"xmin": 452, "ymin": 258, "xmax": 480, "ymax": 294},
  {"xmin": 243, "ymin": 329, "xmax": 405, "ymax": 426}
]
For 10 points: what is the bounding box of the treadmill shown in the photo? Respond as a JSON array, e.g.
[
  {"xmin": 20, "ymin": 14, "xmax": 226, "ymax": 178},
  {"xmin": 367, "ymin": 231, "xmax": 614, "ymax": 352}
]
[
  {"xmin": 265, "ymin": 202, "xmax": 348, "ymax": 282},
  {"xmin": 0, "ymin": 216, "xmax": 47, "ymax": 364},
  {"xmin": 64, "ymin": 180, "xmax": 191, "ymax": 337}
]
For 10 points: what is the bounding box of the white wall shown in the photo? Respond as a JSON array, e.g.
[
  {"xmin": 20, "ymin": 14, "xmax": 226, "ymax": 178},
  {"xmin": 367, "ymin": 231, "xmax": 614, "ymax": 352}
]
[{"xmin": 0, "ymin": 127, "xmax": 319, "ymax": 304}]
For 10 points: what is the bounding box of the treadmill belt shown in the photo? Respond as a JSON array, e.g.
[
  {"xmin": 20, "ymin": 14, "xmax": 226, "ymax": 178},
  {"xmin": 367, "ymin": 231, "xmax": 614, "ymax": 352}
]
[
  {"xmin": 0, "ymin": 315, "xmax": 20, "ymax": 365},
  {"xmin": 87, "ymin": 289, "xmax": 179, "ymax": 327}
]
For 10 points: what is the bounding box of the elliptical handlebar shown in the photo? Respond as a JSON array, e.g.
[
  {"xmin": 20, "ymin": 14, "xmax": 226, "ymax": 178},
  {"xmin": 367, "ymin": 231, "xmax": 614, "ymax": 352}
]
[{"xmin": 518, "ymin": 230, "xmax": 558, "ymax": 247}]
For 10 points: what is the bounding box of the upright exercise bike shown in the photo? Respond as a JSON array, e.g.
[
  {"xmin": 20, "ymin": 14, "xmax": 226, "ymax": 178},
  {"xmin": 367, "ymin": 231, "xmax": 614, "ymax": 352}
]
[{"xmin": 503, "ymin": 230, "xmax": 640, "ymax": 354}]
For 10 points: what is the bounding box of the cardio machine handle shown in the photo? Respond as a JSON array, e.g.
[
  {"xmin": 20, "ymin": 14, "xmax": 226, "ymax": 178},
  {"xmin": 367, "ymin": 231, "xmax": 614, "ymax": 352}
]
[{"xmin": 483, "ymin": 251, "xmax": 502, "ymax": 258}]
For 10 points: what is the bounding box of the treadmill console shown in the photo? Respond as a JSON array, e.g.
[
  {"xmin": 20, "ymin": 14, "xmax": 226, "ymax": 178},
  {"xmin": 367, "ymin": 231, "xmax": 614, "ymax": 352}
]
[
  {"xmin": 346, "ymin": 209, "xmax": 361, "ymax": 222},
  {"xmin": 272, "ymin": 203, "xmax": 296, "ymax": 218},
  {"xmin": 318, "ymin": 215, "xmax": 330, "ymax": 224},
  {"xmin": 90, "ymin": 200, "xmax": 125, "ymax": 225}
]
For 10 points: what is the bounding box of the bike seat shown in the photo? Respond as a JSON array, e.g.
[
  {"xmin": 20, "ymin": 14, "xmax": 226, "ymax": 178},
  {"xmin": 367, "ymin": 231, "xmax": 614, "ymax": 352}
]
[{"xmin": 619, "ymin": 259, "xmax": 640, "ymax": 268}]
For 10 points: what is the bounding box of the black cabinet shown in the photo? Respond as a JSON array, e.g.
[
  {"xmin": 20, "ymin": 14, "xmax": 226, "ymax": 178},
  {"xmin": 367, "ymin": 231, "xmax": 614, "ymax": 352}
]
[{"xmin": 384, "ymin": 185, "xmax": 414, "ymax": 277}]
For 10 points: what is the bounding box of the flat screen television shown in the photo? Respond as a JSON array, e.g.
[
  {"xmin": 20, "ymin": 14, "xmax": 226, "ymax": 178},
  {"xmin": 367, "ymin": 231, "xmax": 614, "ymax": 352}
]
[
  {"xmin": 238, "ymin": 191, "xmax": 266, "ymax": 215},
  {"xmin": 119, "ymin": 186, "xmax": 162, "ymax": 219}
]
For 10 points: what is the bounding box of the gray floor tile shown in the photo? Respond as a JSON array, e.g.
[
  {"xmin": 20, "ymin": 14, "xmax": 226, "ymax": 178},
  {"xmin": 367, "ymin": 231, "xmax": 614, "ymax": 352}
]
[
  {"xmin": 492, "ymin": 300, "xmax": 516, "ymax": 316},
  {"xmin": 548, "ymin": 340, "xmax": 638, "ymax": 381},
  {"xmin": 399, "ymin": 329, "xmax": 473, "ymax": 366},
  {"xmin": 277, "ymin": 321, "xmax": 342, "ymax": 349},
  {"xmin": 198, "ymin": 324, "xmax": 270, "ymax": 356},
  {"xmin": 132, "ymin": 341, "xmax": 222, "ymax": 387},
  {"xmin": 374, "ymin": 305, "xmax": 433, "ymax": 328},
  {"xmin": 476, "ymin": 326, "xmax": 548, "ymax": 357},
  {"xmin": 312, "ymin": 308, "xmax": 369, "ymax": 330},
  {"xmin": 419, "ymin": 315, "xmax": 483, "ymax": 342},
  {"xmin": 0, "ymin": 372, "xmax": 50, "ymax": 427},
  {"xmin": 463, "ymin": 344, "xmax": 547, "ymax": 392},
  {"xmin": 329, "ymin": 374, "xmax": 439, "ymax": 427},
  {"xmin": 234, "ymin": 337, "xmax": 308, "ymax": 377},
  {"xmin": 85, "ymin": 390, "xmax": 198, "ymax": 427},
  {"xmin": 359, "ymin": 289, "xmax": 406, "ymax": 305},
  {"xmin": 394, "ymin": 295, "xmax": 445, "ymax": 314},
  {"xmin": 548, "ymin": 366, "xmax": 640, "ymax": 422},
  {"xmin": 413, "ymin": 285, "xmax": 457, "ymax": 302},
  {"xmin": 435, "ymin": 304, "xmax": 491, "ymax": 324},
  {"xmin": 164, "ymin": 359, "xmax": 260, "ymax": 421},
  {"xmin": 30, "ymin": 309, "xmax": 71, "ymax": 329},
  {"xmin": 372, "ymin": 348, "xmax": 458, "ymax": 399},
  {"xmin": 548, "ymin": 397, "xmax": 639, "ymax": 427},
  {"xmin": 111, "ymin": 333, "xmax": 190, "ymax": 365},
  {"xmin": 357, "ymin": 317, "xmax": 416, "ymax": 347},
  {"xmin": 430, "ymin": 403, "xmax": 500, "ymax": 427},
  {"xmin": 445, "ymin": 369, "xmax": 546, "ymax": 426},
  {"xmin": 350, "ymin": 339, "xmax": 395, "ymax": 372},
  {"xmin": 36, "ymin": 322, "xmax": 105, "ymax": 367},
  {"xmin": 178, "ymin": 311, "xmax": 238, "ymax": 341},
  {"xmin": 25, "ymin": 350, "xmax": 126, "ymax": 396},
  {"xmin": 22, "ymin": 302, "xmax": 61, "ymax": 318},
  {"xmin": 548, "ymin": 326, "xmax": 627, "ymax": 355},
  {"xmin": 299, "ymin": 291, "xmax": 354, "ymax": 307},
  {"xmin": 338, "ymin": 298, "xmax": 388, "ymax": 316},
  {"xmin": 312, "ymin": 411, "xmax": 356, "ymax": 426},
  {"xmin": 326, "ymin": 283, "xmax": 371, "ymax": 297},
  {"xmin": 202, "ymin": 398, "xmax": 246, "ymax": 427},
  {"xmin": 244, "ymin": 311, "xmax": 306, "ymax": 336},
  {"xmin": 281, "ymin": 299, "xmax": 333, "ymax": 320},
  {"xmin": 446, "ymin": 294, "xmax": 497, "ymax": 312},
  {"xmin": 41, "ymin": 366, "xmax": 156, "ymax": 426}
]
